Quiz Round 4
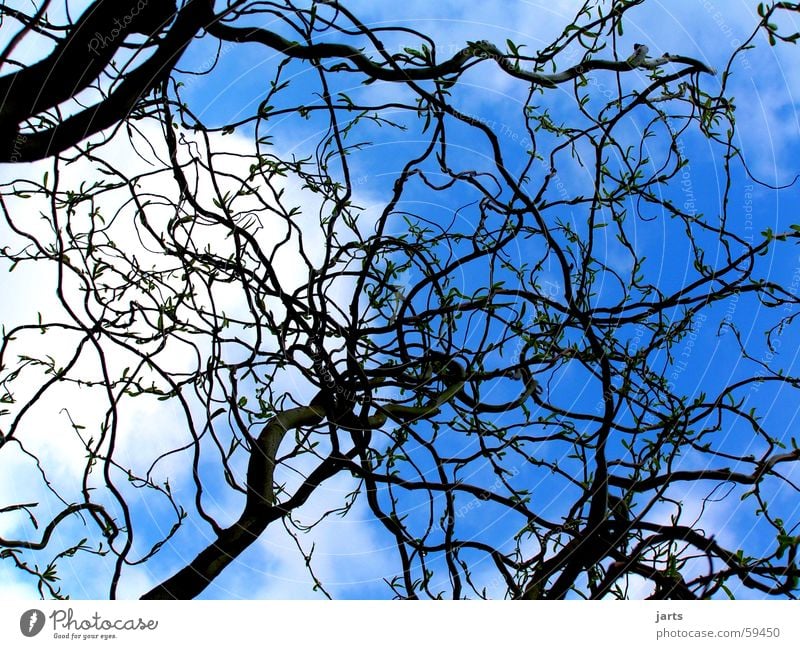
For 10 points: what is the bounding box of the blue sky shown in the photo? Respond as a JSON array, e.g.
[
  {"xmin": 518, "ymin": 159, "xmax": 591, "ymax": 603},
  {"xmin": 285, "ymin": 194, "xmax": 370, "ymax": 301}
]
[{"xmin": 2, "ymin": 0, "xmax": 800, "ymax": 600}]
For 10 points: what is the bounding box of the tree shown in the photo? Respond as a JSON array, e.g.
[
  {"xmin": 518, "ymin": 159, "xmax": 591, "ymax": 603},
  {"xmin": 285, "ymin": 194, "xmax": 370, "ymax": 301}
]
[{"xmin": 1, "ymin": 0, "xmax": 800, "ymax": 600}]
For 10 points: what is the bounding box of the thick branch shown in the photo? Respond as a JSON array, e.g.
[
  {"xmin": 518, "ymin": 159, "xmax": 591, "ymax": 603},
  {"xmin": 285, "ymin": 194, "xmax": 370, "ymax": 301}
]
[
  {"xmin": 0, "ymin": 0, "xmax": 176, "ymax": 127},
  {"xmin": 205, "ymin": 22, "xmax": 714, "ymax": 88},
  {"xmin": 140, "ymin": 405, "xmax": 324, "ymax": 599},
  {"xmin": 0, "ymin": 0, "xmax": 210, "ymax": 162}
]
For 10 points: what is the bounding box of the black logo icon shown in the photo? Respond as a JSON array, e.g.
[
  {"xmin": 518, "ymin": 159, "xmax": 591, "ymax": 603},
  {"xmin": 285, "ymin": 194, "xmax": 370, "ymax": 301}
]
[{"xmin": 20, "ymin": 609, "xmax": 45, "ymax": 637}]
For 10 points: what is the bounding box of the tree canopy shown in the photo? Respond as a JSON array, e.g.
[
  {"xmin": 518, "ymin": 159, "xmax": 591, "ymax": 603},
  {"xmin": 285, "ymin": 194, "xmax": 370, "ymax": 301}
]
[{"xmin": 2, "ymin": 0, "xmax": 800, "ymax": 600}]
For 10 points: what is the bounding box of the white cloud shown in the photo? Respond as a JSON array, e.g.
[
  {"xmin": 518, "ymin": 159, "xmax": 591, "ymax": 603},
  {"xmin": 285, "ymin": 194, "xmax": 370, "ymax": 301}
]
[{"xmin": 0, "ymin": 101, "xmax": 390, "ymax": 598}]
